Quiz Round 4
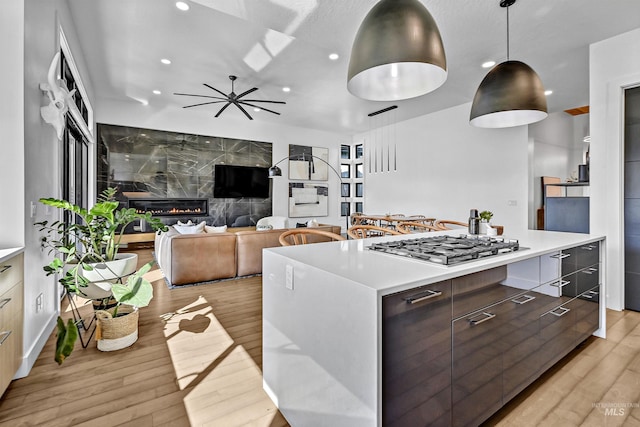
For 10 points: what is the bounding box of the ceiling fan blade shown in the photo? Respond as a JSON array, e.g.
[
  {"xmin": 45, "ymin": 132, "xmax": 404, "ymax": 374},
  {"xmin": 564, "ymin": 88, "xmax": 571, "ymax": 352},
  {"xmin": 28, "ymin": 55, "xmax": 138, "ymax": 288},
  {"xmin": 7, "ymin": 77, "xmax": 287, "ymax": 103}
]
[
  {"xmin": 232, "ymin": 101, "xmax": 254, "ymax": 120},
  {"xmin": 204, "ymin": 83, "xmax": 230, "ymax": 98},
  {"xmin": 236, "ymin": 87, "xmax": 259, "ymax": 99},
  {"xmin": 238, "ymin": 101, "xmax": 281, "ymax": 116},
  {"xmin": 242, "ymin": 99, "xmax": 286, "ymax": 105},
  {"xmin": 182, "ymin": 100, "xmax": 228, "ymax": 108},
  {"xmin": 174, "ymin": 93, "xmax": 227, "ymax": 100},
  {"xmin": 215, "ymin": 102, "xmax": 233, "ymax": 118}
]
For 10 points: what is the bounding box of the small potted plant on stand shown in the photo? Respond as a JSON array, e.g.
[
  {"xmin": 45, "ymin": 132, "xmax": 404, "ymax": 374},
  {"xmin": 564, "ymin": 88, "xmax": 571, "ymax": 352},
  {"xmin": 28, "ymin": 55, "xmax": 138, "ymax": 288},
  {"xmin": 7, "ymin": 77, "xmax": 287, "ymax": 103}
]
[{"xmin": 36, "ymin": 188, "xmax": 168, "ymax": 363}]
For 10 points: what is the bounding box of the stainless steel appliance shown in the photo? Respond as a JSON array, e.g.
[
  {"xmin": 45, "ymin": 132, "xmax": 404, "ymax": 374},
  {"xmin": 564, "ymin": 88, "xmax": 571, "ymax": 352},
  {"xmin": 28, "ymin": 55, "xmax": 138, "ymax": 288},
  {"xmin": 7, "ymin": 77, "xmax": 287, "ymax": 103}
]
[{"xmin": 368, "ymin": 234, "xmax": 523, "ymax": 266}]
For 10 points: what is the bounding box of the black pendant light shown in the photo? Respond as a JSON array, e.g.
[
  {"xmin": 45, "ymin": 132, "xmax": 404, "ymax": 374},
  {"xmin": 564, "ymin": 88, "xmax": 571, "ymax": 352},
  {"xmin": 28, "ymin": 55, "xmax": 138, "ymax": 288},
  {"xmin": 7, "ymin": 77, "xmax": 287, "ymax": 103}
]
[
  {"xmin": 347, "ymin": 0, "xmax": 447, "ymax": 101},
  {"xmin": 469, "ymin": 0, "xmax": 547, "ymax": 128}
]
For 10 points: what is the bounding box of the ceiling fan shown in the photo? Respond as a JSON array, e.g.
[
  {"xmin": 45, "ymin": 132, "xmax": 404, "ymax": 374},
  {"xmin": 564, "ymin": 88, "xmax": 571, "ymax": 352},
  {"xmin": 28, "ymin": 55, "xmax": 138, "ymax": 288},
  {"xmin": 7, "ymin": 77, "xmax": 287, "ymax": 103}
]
[{"xmin": 174, "ymin": 75, "xmax": 286, "ymax": 120}]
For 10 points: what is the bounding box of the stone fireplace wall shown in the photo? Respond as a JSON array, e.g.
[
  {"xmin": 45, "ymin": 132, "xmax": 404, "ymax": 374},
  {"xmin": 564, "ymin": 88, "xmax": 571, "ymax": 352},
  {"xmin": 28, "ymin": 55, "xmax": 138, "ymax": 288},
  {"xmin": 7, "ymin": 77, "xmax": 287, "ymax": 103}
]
[{"xmin": 97, "ymin": 123, "xmax": 273, "ymax": 227}]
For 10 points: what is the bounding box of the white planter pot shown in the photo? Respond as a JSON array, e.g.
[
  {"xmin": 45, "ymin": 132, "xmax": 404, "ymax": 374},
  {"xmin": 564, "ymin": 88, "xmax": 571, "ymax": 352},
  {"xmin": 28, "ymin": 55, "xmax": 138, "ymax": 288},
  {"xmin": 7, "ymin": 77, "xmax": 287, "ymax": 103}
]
[{"xmin": 78, "ymin": 253, "xmax": 138, "ymax": 300}]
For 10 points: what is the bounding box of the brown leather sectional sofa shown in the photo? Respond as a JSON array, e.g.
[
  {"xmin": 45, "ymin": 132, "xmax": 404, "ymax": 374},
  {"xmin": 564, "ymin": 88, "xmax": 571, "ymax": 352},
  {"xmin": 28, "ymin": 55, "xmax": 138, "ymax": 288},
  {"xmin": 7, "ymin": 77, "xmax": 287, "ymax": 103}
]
[{"xmin": 154, "ymin": 224, "xmax": 341, "ymax": 286}]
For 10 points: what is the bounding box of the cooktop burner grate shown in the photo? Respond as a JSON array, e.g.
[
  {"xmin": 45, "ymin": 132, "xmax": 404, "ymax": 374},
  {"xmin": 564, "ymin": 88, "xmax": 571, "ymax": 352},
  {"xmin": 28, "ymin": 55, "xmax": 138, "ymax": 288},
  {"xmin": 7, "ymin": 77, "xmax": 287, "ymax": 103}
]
[{"xmin": 367, "ymin": 234, "xmax": 522, "ymax": 266}]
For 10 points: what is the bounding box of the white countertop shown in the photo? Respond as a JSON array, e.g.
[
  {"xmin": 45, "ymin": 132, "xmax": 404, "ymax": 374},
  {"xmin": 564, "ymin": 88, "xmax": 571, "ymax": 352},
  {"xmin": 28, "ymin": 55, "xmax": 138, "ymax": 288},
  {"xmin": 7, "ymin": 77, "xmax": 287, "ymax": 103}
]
[
  {"xmin": 264, "ymin": 229, "xmax": 604, "ymax": 296},
  {"xmin": 0, "ymin": 247, "xmax": 24, "ymax": 264}
]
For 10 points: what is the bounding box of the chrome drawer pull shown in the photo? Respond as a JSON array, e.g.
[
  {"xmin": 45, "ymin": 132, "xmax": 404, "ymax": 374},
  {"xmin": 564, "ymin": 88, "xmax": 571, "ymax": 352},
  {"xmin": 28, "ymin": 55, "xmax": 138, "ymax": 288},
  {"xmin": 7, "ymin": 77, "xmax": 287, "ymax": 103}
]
[
  {"xmin": 0, "ymin": 331, "xmax": 11, "ymax": 346},
  {"xmin": 550, "ymin": 253, "xmax": 571, "ymax": 260},
  {"xmin": 583, "ymin": 290, "xmax": 599, "ymax": 299},
  {"xmin": 512, "ymin": 294, "xmax": 536, "ymax": 305},
  {"xmin": 0, "ymin": 298, "xmax": 10, "ymax": 309},
  {"xmin": 469, "ymin": 312, "xmax": 496, "ymax": 325},
  {"xmin": 551, "ymin": 279, "xmax": 571, "ymax": 288},
  {"xmin": 0, "ymin": 265, "xmax": 11, "ymax": 275},
  {"xmin": 406, "ymin": 289, "xmax": 442, "ymax": 304},
  {"xmin": 550, "ymin": 307, "xmax": 571, "ymax": 317},
  {"xmin": 581, "ymin": 267, "xmax": 598, "ymax": 275},
  {"xmin": 581, "ymin": 245, "xmax": 596, "ymax": 251}
]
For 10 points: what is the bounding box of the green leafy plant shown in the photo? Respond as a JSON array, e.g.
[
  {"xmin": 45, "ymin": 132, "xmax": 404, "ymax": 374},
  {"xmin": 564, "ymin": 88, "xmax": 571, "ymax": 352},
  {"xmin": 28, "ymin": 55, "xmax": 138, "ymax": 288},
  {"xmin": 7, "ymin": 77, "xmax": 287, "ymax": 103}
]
[
  {"xmin": 35, "ymin": 187, "xmax": 168, "ymax": 364},
  {"xmin": 479, "ymin": 210, "xmax": 494, "ymax": 222}
]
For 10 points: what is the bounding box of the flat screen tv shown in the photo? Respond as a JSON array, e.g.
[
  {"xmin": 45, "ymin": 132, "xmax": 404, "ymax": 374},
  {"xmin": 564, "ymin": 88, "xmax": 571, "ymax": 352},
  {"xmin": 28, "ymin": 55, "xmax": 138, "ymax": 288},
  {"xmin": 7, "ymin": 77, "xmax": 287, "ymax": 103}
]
[{"xmin": 213, "ymin": 164, "xmax": 270, "ymax": 198}]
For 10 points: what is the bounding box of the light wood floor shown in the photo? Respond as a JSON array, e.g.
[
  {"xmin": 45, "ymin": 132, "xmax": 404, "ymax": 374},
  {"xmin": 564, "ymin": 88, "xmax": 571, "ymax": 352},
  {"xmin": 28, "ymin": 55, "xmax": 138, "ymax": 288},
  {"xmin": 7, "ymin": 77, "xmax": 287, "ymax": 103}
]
[{"xmin": 1, "ymin": 248, "xmax": 639, "ymax": 426}]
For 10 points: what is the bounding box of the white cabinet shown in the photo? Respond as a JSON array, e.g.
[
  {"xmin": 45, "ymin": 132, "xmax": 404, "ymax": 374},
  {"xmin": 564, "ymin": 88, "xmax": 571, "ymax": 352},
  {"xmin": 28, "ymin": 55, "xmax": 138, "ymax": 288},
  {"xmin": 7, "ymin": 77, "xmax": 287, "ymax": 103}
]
[{"xmin": 0, "ymin": 252, "xmax": 23, "ymax": 397}]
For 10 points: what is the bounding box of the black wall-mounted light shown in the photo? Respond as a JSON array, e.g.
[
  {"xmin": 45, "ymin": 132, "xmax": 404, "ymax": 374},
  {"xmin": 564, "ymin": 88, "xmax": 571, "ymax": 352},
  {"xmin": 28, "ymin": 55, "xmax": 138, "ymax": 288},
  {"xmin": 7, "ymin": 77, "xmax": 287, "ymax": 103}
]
[
  {"xmin": 469, "ymin": 0, "xmax": 547, "ymax": 128},
  {"xmin": 347, "ymin": 0, "xmax": 447, "ymax": 101}
]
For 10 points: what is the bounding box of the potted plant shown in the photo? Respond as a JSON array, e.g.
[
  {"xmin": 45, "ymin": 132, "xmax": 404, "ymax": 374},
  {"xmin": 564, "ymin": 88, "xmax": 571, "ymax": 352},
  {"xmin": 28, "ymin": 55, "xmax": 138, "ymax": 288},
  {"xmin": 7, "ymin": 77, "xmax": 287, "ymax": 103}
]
[
  {"xmin": 479, "ymin": 210, "xmax": 494, "ymax": 234},
  {"xmin": 35, "ymin": 187, "xmax": 168, "ymax": 362}
]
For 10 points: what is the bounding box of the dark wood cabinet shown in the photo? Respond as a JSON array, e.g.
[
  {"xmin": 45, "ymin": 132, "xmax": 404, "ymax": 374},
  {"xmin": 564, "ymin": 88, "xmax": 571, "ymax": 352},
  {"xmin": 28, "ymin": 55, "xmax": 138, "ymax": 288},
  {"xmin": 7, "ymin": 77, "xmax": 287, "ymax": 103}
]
[
  {"xmin": 381, "ymin": 241, "xmax": 602, "ymax": 427},
  {"xmin": 382, "ymin": 280, "xmax": 452, "ymax": 427}
]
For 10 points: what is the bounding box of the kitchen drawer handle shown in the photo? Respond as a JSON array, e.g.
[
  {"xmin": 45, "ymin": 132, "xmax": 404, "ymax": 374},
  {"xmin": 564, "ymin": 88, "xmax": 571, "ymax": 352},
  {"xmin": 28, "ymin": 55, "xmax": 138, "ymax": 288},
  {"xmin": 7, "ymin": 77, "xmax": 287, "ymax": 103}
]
[
  {"xmin": 512, "ymin": 294, "xmax": 536, "ymax": 305},
  {"xmin": 550, "ymin": 307, "xmax": 571, "ymax": 317},
  {"xmin": 0, "ymin": 298, "xmax": 10, "ymax": 309},
  {"xmin": 581, "ymin": 245, "xmax": 597, "ymax": 251},
  {"xmin": 0, "ymin": 330, "xmax": 10, "ymax": 346},
  {"xmin": 582, "ymin": 290, "xmax": 599, "ymax": 299},
  {"xmin": 550, "ymin": 253, "xmax": 571, "ymax": 260},
  {"xmin": 405, "ymin": 289, "xmax": 442, "ymax": 304},
  {"xmin": 0, "ymin": 265, "xmax": 11, "ymax": 275},
  {"xmin": 469, "ymin": 312, "xmax": 496, "ymax": 325},
  {"xmin": 551, "ymin": 279, "xmax": 571, "ymax": 288},
  {"xmin": 581, "ymin": 267, "xmax": 598, "ymax": 275}
]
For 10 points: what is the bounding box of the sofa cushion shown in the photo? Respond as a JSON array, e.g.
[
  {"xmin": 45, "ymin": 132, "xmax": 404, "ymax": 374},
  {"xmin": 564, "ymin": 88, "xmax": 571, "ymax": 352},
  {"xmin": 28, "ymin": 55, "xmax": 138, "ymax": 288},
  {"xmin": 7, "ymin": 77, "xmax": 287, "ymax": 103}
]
[
  {"xmin": 174, "ymin": 221, "xmax": 206, "ymax": 234},
  {"xmin": 205, "ymin": 225, "xmax": 228, "ymax": 233}
]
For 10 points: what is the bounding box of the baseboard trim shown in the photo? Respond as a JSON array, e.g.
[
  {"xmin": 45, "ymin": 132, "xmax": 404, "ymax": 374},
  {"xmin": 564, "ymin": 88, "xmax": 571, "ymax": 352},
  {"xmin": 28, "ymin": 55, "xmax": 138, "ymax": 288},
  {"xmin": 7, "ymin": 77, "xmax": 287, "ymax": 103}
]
[{"xmin": 14, "ymin": 312, "xmax": 57, "ymax": 379}]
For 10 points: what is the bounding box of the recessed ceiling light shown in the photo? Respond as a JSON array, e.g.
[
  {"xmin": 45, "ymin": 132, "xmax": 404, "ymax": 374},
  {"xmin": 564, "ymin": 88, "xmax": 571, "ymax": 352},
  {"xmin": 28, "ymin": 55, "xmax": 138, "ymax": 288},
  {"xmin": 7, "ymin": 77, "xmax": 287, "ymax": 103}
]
[
  {"xmin": 329, "ymin": 53, "xmax": 339, "ymax": 61},
  {"xmin": 152, "ymin": 90, "xmax": 161, "ymax": 95},
  {"xmin": 254, "ymin": 108, "xmax": 261, "ymax": 112},
  {"xmin": 482, "ymin": 61, "xmax": 496, "ymax": 68},
  {"xmin": 544, "ymin": 90, "xmax": 553, "ymax": 96},
  {"xmin": 176, "ymin": 1, "xmax": 189, "ymax": 11},
  {"xmin": 282, "ymin": 87, "xmax": 291, "ymax": 92},
  {"xmin": 161, "ymin": 58, "xmax": 171, "ymax": 65}
]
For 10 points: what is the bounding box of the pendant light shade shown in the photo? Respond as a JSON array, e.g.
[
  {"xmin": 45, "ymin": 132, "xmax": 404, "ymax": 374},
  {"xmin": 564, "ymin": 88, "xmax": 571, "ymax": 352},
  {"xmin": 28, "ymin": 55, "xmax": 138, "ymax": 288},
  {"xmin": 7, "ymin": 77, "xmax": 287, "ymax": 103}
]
[
  {"xmin": 469, "ymin": 0, "xmax": 547, "ymax": 128},
  {"xmin": 347, "ymin": 0, "xmax": 447, "ymax": 101},
  {"xmin": 469, "ymin": 60, "xmax": 548, "ymax": 128}
]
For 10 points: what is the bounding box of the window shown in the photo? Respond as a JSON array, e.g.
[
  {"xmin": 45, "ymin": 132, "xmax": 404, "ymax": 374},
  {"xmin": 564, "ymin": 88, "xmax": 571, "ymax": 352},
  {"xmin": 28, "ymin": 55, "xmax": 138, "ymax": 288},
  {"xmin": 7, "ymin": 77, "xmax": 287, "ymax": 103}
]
[
  {"xmin": 341, "ymin": 145, "xmax": 350, "ymax": 159},
  {"xmin": 356, "ymin": 164, "xmax": 364, "ymax": 178},
  {"xmin": 341, "ymin": 202, "xmax": 350, "ymax": 217},
  {"xmin": 341, "ymin": 183, "xmax": 350, "ymax": 198},
  {"xmin": 355, "ymin": 202, "xmax": 363, "ymax": 213},
  {"xmin": 356, "ymin": 183, "xmax": 363, "ymax": 198},
  {"xmin": 355, "ymin": 144, "xmax": 363, "ymax": 159},
  {"xmin": 341, "ymin": 164, "xmax": 350, "ymax": 178}
]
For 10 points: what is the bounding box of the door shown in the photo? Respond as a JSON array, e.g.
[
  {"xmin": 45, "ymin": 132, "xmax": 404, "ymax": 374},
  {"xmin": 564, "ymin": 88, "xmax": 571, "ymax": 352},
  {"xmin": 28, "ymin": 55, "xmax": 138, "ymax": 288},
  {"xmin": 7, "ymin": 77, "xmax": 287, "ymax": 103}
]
[{"xmin": 624, "ymin": 85, "xmax": 640, "ymax": 311}]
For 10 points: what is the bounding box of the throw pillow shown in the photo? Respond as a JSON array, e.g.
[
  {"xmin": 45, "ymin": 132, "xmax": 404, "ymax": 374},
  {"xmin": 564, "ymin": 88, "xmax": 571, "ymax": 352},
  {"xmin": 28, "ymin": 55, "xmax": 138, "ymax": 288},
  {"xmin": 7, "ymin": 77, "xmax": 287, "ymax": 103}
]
[
  {"xmin": 307, "ymin": 219, "xmax": 319, "ymax": 227},
  {"xmin": 256, "ymin": 224, "xmax": 273, "ymax": 231},
  {"xmin": 296, "ymin": 222, "xmax": 307, "ymax": 228},
  {"xmin": 177, "ymin": 220, "xmax": 194, "ymax": 226},
  {"xmin": 205, "ymin": 225, "xmax": 228, "ymax": 233},
  {"xmin": 174, "ymin": 221, "xmax": 206, "ymax": 234}
]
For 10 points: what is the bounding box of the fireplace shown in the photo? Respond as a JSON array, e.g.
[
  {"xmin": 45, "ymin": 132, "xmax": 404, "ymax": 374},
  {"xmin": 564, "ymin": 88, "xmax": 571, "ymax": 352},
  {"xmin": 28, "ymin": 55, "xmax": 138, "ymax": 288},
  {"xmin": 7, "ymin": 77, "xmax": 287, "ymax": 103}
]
[{"xmin": 127, "ymin": 198, "xmax": 209, "ymax": 217}]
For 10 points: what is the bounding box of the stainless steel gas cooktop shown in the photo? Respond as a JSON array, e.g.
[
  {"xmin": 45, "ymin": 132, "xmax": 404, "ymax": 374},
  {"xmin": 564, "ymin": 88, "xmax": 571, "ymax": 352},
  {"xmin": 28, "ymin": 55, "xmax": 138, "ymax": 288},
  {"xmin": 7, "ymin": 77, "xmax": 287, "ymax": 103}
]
[{"xmin": 367, "ymin": 234, "xmax": 524, "ymax": 266}]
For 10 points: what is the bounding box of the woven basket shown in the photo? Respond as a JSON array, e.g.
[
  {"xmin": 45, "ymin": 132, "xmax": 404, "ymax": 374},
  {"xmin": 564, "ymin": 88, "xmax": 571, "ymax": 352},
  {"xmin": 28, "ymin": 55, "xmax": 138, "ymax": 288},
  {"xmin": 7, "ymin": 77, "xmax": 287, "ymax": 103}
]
[{"xmin": 95, "ymin": 305, "xmax": 139, "ymax": 351}]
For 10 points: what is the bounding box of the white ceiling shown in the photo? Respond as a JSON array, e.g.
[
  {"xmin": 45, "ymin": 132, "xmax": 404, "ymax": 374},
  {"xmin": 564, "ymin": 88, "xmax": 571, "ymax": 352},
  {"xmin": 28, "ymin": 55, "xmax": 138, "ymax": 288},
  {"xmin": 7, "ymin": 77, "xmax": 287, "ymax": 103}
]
[{"xmin": 66, "ymin": 0, "xmax": 640, "ymax": 135}]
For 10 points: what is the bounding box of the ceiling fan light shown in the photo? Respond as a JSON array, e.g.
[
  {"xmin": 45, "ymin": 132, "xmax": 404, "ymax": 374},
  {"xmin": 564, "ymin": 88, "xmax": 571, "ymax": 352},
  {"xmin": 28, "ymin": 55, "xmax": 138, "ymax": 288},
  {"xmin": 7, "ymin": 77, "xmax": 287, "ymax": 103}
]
[
  {"xmin": 347, "ymin": 0, "xmax": 447, "ymax": 101},
  {"xmin": 469, "ymin": 60, "xmax": 548, "ymax": 128}
]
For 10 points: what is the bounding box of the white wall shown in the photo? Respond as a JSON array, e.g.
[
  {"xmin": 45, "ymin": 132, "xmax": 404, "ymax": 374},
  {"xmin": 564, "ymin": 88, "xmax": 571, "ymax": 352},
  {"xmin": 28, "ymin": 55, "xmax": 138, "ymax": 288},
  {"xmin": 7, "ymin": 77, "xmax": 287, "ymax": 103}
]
[
  {"xmin": 355, "ymin": 103, "xmax": 528, "ymax": 233},
  {"xmin": 97, "ymin": 99, "xmax": 348, "ymax": 230},
  {"xmin": 0, "ymin": 1, "xmax": 25, "ymax": 247},
  {"xmin": 590, "ymin": 27, "xmax": 640, "ymax": 311},
  {"xmin": 14, "ymin": 0, "xmax": 97, "ymax": 376}
]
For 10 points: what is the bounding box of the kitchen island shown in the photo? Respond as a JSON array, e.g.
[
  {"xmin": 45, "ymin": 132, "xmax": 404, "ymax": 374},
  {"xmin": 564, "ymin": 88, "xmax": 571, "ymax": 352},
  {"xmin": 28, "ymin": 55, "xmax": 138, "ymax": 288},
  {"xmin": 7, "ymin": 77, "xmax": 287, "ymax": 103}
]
[{"xmin": 262, "ymin": 230, "xmax": 605, "ymax": 427}]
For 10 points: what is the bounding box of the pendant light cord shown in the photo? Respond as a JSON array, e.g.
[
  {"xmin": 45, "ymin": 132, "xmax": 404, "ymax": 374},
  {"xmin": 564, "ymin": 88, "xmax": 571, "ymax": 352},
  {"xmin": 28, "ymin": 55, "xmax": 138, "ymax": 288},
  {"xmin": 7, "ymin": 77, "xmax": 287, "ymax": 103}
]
[{"xmin": 506, "ymin": 5, "xmax": 510, "ymax": 61}]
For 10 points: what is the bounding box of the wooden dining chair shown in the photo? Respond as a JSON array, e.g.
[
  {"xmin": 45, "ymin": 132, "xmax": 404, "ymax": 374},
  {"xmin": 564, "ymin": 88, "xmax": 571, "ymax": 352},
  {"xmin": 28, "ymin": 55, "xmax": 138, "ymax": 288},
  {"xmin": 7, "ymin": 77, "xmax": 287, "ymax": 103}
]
[
  {"xmin": 347, "ymin": 225, "xmax": 402, "ymax": 239},
  {"xmin": 396, "ymin": 221, "xmax": 440, "ymax": 234},
  {"xmin": 411, "ymin": 216, "xmax": 437, "ymax": 226},
  {"xmin": 434, "ymin": 219, "xmax": 468, "ymax": 230},
  {"xmin": 279, "ymin": 229, "xmax": 346, "ymax": 246}
]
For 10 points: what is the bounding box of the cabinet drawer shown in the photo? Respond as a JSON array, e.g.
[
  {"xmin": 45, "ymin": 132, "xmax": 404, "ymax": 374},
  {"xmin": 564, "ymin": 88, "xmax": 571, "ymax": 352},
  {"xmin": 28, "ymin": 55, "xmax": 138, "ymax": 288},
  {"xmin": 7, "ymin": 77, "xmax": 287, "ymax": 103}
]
[
  {"xmin": 0, "ymin": 253, "xmax": 23, "ymax": 294},
  {"xmin": 576, "ymin": 243, "xmax": 600, "ymax": 269},
  {"xmin": 0, "ymin": 281, "xmax": 23, "ymax": 396},
  {"xmin": 577, "ymin": 264, "xmax": 600, "ymax": 295},
  {"xmin": 574, "ymin": 285, "xmax": 600, "ymax": 343},
  {"xmin": 383, "ymin": 280, "xmax": 452, "ymax": 426}
]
